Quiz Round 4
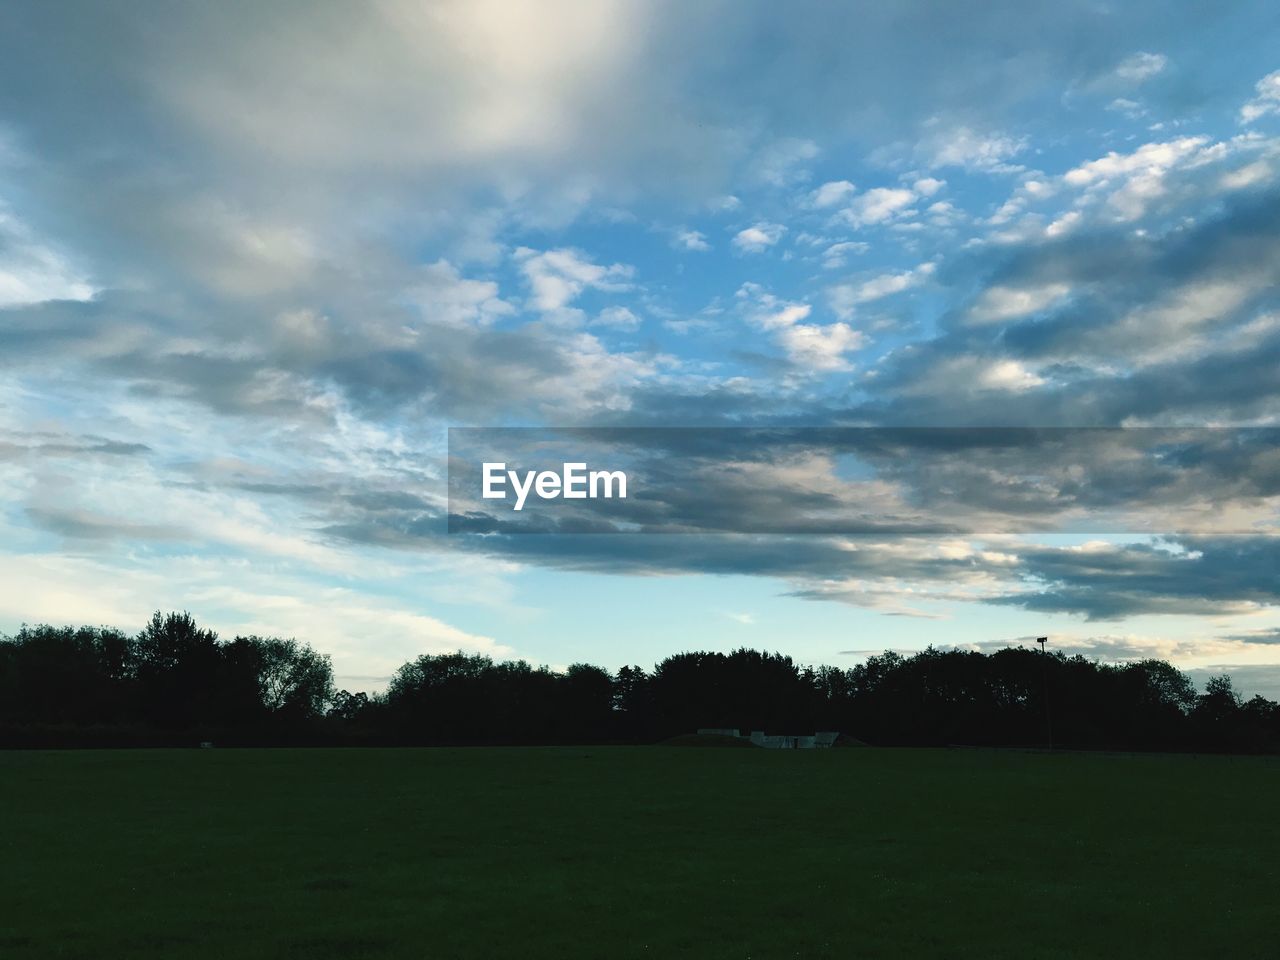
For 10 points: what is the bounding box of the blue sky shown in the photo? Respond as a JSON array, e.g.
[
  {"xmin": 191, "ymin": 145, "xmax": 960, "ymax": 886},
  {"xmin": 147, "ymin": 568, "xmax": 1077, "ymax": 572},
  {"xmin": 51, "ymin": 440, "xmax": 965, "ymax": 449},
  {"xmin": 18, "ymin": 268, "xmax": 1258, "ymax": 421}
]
[{"xmin": 3, "ymin": 1, "xmax": 1280, "ymax": 696}]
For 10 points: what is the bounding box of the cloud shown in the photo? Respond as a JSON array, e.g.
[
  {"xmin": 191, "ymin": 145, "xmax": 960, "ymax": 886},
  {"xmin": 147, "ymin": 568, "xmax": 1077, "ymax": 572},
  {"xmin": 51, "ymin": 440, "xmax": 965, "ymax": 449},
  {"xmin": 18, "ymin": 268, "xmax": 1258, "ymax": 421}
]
[
  {"xmin": 966, "ymin": 283, "xmax": 1071, "ymax": 325},
  {"xmin": 448, "ymin": 424, "xmax": 1280, "ymax": 542},
  {"xmin": 838, "ymin": 187, "xmax": 917, "ymax": 228},
  {"xmin": 827, "ymin": 263, "xmax": 935, "ymax": 318},
  {"xmin": 0, "ymin": 551, "xmax": 512, "ymax": 687},
  {"xmin": 25, "ymin": 506, "xmax": 185, "ymax": 543},
  {"xmin": 891, "ymin": 355, "xmax": 1044, "ymax": 395},
  {"xmin": 993, "ymin": 536, "xmax": 1280, "ymax": 620},
  {"xmin": 809, "ymin": 180, "xmax": 857, "ymax": 209},
  {"xmin": 1113, "ymin": 51, "xmax": 1168, "ymax": 84},
  {"xmin": 1071, "ymin": 132, "xmax": 1273, "ymax": 225},
  {"xmin": 821, "ymin": 178, "xmax": 941, "ymax": 235},
  {"xmin": 1220, "ymin": 160, "xmax": 1274, "ymax": 190},
  {"xmin": 732, "ymin": 222, "xmax": 786, "ymax": 253},
  {"xmin": 1043, "ymin": 210, "xmax": 1082, "ymax": 237},
  {"xmin": 749, "ymin": 137, "xmax": 820, "ymax": 187},
  {"xmin": 673, "ymin": 229, "xmax": 711, "ymax": 251},
  {"xmin": 921, "ymin": 127, "xmax": 1026, "ymax": 172},
  {"xmin": 407, "ymin": 260, "xmax": 514, "ymax": 327},
  {"xmin": 1062, "ymin": 135, "xmax": 1212, "ymax": 220},
  {"xmin": 513, "ymin": 246, "xmax": 634, "ymax": 321},
  {"xmin": 0, "ymin": 208, "xmax": 96, "ymax": 307},
  {"xmin": 736, "ymin": 284, "xmax": 864, "ymax": 370},
  {"xmin": 1241, "ymin": 70, "xmax": 1280, "ymax": 124},
  {"xmin": 1107, "ymin": 97, "xmax": 1146, "ymax": 119},
  {"xmin": 1221, "ymin": 628, "xmax": 1280, "ymax": 646},
  {"xmin": 591, "ymin": 305, "xmax": 642, "ymax": 330},
  {"xmin": 147, "ymin": 0, "xmax": 656, "ymax": 176},
  {"xmin": 858, "ymin": 177, "xmax": 1280, "ymax": 425},
  {"xmin": 776, "ymin": 321, "xmax": 865, "ymax": 371},
  {"xmin": 4, "ymin": 0, "xmax": 1280, "ymax": 674},
  {"xmin": 820, "ymin": 240, "xmax": 869, "ymax": 270}
]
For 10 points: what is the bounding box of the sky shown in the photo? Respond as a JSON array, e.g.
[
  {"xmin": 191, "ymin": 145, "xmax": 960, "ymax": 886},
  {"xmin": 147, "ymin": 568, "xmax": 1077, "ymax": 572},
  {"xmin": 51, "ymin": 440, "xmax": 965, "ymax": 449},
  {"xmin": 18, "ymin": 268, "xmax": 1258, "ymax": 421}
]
[{"xmin": 3, "ymin": 1, "xmax": 1280, "ymax": 696}]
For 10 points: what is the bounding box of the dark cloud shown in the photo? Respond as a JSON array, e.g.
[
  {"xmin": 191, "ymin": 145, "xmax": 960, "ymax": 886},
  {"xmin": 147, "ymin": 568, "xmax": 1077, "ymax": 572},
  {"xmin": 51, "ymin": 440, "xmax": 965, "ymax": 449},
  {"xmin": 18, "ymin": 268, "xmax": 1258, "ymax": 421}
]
[
  {"xmin": 25, "ymin": 506, "xmax": 185, "ymax": 542},
  {"xmin": 857, "ymin": 188, "xmax": 1280, "ymax": 426},
  {"xmin": 993, "ymin": 536, "xmax": 1280, "ymax": 620},
  {"xmin": 0, "ymin": 433, "xmax": 150, "ymax": 461},
  {"xmin": 1220, "ymin": 628, "xmax": 1280, "ymax": 645},
  {"xmin": 441, "ymin": 427, "xmax": 1280, "ymax": 537}
]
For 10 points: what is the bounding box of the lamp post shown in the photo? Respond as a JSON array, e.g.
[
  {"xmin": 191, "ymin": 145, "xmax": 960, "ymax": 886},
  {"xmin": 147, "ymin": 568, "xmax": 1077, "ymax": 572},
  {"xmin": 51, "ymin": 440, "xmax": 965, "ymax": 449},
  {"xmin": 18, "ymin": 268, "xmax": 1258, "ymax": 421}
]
[{"xmin": 1036, "ymin": 636, "xmax": 1053, "ymax": 751}]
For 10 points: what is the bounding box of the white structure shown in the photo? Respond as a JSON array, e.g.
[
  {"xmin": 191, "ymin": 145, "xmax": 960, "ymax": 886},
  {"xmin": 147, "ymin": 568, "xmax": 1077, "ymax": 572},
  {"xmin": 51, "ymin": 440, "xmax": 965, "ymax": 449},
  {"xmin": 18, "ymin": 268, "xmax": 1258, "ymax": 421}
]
[{"xmin": 691, "ymin": 729, "xmax": 840, "ymax": 748}]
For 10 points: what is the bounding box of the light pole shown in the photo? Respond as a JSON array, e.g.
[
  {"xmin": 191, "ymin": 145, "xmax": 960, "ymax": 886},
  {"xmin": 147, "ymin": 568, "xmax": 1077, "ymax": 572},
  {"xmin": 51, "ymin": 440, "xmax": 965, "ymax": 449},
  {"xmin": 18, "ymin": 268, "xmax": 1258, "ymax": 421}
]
[{"xmin": 1036, "ymin": 636, "xmax": 1053, "ymax": 751}]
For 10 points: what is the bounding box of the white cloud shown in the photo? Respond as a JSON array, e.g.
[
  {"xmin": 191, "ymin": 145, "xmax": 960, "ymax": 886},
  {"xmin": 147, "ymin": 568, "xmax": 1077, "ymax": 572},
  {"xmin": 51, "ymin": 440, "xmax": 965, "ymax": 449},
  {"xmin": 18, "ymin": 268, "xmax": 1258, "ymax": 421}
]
[
  {"xmin": 1114, "ymin": 52, "xmax": 1168, "ymax": 84},
  {"xmin": 839, "ymin": 187, "xmax": 916, "ymax": 227},
  {"xmin": 967, "ymin": 283, "xmax": 1071, "ymax": 325},
  {"xmin": 407, "ymin": 259, "xmax": 514, "ymax": 327},
  {"xmin": 1107, "ymin": 97, "xmax": 1146, "ymax": 118},
  {"xmin": 732, "ymin": 222, "xmax": 786, "ymax": 253},
  {"xmin": 158, "ymin": 0, "xmax": 649, "ymax": 174},
  {"xmin": 979, "ymin": 359, "xmax": 1044, "ymax": 391},
  {"xmin": 748, "ymin": 298, "xmax": 812, "ymax": 331},
  {"xmin": 513, "ymin": 246, "xmax": 634, "ymax": 320},
  {"xmin": 820, "ymin": 240, "xmax": 869, "ymax": 270},
  {"xmin": 673, "ymin": 229, "xmax": 711, "ymax": 251},
  {"xmin": 591, "ymin": 305, "xmax": 641, "ymax": 330},
  {"xmin": 0, "ymin": 208, "xmax": 95, "ymax": 307},
  {"xmin": 1241, "ymin": 70, "xmax": 1280, "ymax": 124},
  {"xmin": 1220, "ymin": 160, "xmax": 1274, "ymax": 190},
  {"xmin": 827, "ymin": 263, "xmax": 936, "ymax": 318},
  {"xmin": 0, "ymin": 552, "xmax": 513, "ymax": 687},
  {"xmin": 1106, "ymin": 278, "xmax": 1262, "ymax": 365},
  {"xmin": 737, "ymin": 283, "xmax": 864, "ymax": 370},
  {"xmin": 1064, "ymin": 136, "xmax": 1208, "ymax": 187},
  {"xmin": 809, "ymin": 180, "xmax": 857, "ymax": 208},
  {"xmin": 913, "ymin": 177, "xmax": 945, "ymax": 196},
  {"xmin": 923, "ymin": 127, "xmax": 1026, "ymax": 172},
  {"xmin": 776, "ymin": 321, "xmax": 865, "ymax": 371},
  {"xmin": 926, "ymin": 200, "xmax": 962, "ymax": 226},
  {"xmin": 1044, "ymin": 210, "xmax": 1081, "ymax": 237},
  {"xmin": 901, "ymin": 355, "xmax": 1043, "ymax": 395},
  {"xmin": 1062, "ymin": 136, "xmax": 1214, "ymax": 220}
]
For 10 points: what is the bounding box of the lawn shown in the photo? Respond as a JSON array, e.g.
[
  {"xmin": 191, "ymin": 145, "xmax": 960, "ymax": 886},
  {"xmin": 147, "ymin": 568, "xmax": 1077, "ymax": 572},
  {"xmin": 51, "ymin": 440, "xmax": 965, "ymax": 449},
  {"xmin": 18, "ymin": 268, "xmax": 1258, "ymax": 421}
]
[{"xmin": 2, "ymin": 747, "xmax": 1277, "ymax": 958}]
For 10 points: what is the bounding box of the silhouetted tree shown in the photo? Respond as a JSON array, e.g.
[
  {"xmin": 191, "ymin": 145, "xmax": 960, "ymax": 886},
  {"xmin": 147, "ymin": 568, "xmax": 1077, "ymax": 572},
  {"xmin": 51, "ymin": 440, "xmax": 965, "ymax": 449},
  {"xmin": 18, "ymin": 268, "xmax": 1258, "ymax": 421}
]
[
  {"xmin": 3, "ymin": 614, "xmax": 1279, "ymax": 751},
  {"xmin": 0, "ymin": 624, "xmax": 135, "ymax": 725},
  {"xmin": 243, "ymin": 636, "xmax": 335, "ymax": 719},
  {"xmin": 134, "ymin": 612, "xmax": 222, "ymax": 727}
]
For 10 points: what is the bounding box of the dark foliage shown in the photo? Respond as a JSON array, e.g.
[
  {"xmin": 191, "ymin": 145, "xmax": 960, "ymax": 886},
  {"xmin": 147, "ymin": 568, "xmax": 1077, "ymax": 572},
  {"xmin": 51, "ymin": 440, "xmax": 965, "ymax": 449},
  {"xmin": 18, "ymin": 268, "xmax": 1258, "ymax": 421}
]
[
  {"xmin": 0, "ymin": 612, "xmax": 334, "ymax": 746},
  {"xmin": 2, "ymin": 614, "xmax": 1278, "ymax": 752}
]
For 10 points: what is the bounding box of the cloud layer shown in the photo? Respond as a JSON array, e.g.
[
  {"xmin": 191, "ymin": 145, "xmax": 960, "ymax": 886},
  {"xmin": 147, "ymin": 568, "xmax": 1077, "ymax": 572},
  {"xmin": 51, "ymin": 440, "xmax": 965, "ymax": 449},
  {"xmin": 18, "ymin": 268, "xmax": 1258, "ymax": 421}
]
[{"xmin": 3, "ymin": 2, "xmax": 1280, "ymax": 682}]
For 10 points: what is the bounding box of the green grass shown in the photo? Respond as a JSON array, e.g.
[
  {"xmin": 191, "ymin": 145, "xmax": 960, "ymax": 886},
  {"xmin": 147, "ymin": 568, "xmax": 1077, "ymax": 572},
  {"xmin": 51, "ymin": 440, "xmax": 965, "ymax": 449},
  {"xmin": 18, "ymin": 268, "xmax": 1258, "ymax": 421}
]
[{"xmin": 2, "ymin": 747, "xmax": 1277, "ymax": 959}]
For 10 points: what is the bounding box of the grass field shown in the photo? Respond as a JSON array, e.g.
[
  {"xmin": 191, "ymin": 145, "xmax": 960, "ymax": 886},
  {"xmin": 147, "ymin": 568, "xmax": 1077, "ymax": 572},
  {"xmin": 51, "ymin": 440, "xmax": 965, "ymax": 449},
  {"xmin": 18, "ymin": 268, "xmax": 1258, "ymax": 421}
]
[{"xmin": 2, "ymin": 747, "xmax": 1277, "ymax": 959}]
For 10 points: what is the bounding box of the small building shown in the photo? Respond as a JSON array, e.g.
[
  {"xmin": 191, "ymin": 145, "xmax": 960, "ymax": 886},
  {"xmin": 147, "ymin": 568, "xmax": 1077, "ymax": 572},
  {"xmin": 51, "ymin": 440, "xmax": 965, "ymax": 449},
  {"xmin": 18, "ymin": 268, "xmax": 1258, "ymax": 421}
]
[
  {"xmin": 696, "ymin": 728, "xmax": 741, "ymax": 738},
  {"xmin": 741, "ymin": 730, "xmax": 839, "ymax": 748}
]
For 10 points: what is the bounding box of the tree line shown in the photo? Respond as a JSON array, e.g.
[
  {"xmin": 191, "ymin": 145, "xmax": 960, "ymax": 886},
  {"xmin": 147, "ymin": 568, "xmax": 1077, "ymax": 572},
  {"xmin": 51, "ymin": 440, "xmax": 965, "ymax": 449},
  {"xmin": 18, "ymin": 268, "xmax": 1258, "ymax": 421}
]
[{"xmin": 2, "ymin": 611, "xmax": 1278, "ymax": 752}]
